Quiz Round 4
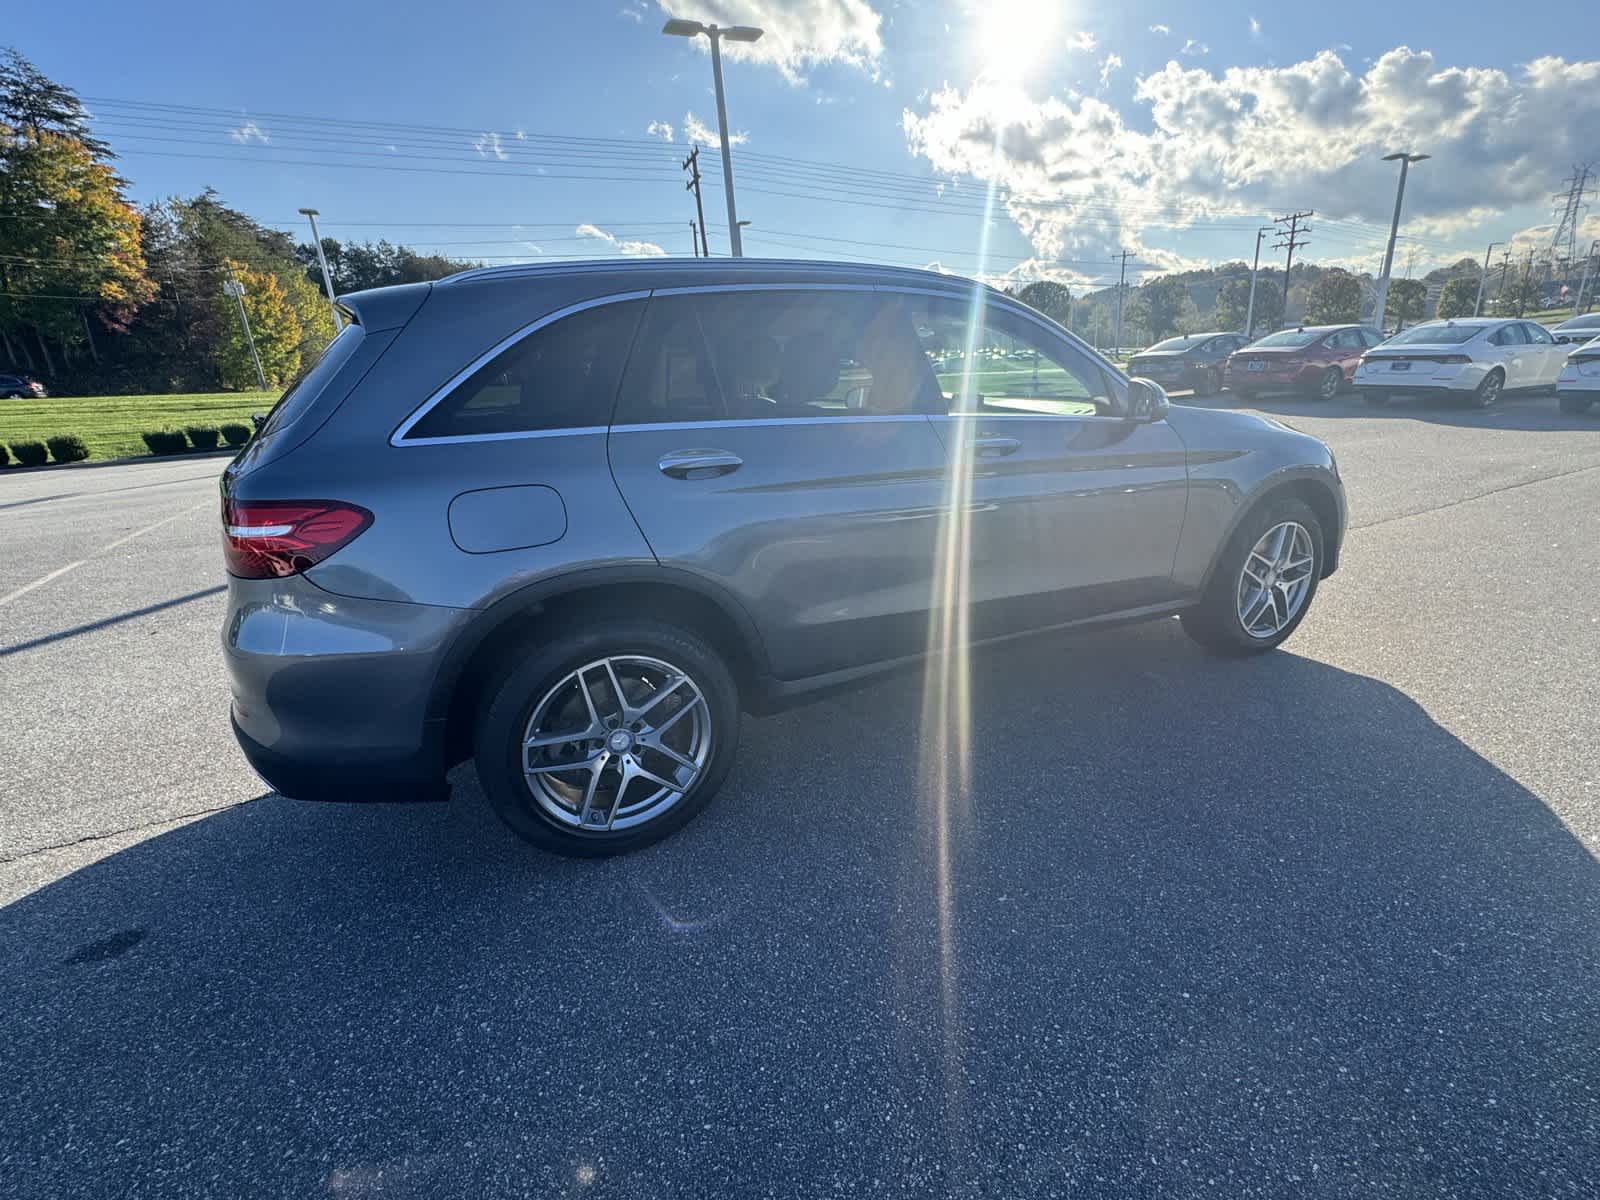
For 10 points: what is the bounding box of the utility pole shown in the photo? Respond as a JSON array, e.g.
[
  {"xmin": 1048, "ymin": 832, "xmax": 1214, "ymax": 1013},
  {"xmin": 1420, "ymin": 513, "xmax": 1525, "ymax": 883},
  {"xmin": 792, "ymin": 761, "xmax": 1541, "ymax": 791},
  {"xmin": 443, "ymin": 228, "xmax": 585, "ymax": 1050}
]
[
  {"xmin": 1573, "ymin": 239, "xmax": 1600, "ymax": 316},
  {"xmin": 1473, "ymin": 241, "xmax": 1501, "ymax": 317},
  {"xmin": 1516, "ymin": 250, "xmax": 1535, "ymax": 317},
  {"xmin": 682, "ymin": 145, "xmax": 709, "ymax": 256},
  {"xmin": 1273, "ymin": 211, "xmax": 1312, "ymax": 322},
  {"xmin": 223, "ymin": 263, "xmax": 267, "ymax": 392},
  {"xmin": 297, "ymin": 207, "xmax": 343, "ymax": 331},
  {"xmin": 1372, "ymin": 152, "xmax": 1429, "ymax": 333},
  {"xmin": 1496, "ymin": 250, "xmax": 1512, "ymax": 315},
  {"xmin": 1549, "ymin": 163, "xmax": 1591, "ymax": 276},
  {"xmin": 1244, "ymin": 225, "xmax": 1273, "ymax": 337},
  {"xmin": 688, "ymin": 222, "xmax": 700, "ymax": 257},
  {"xmin": 1112, "ymin": 250, "xmax": 1134, "ymax": 356}
]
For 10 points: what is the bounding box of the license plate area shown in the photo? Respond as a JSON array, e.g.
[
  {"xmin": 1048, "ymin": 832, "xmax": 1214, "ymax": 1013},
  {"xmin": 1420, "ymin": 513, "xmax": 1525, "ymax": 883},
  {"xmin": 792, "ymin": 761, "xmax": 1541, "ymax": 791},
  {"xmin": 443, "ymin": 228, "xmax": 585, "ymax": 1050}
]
[
  {"xmin": 1246, "ymin": 361, "xmax": 1266, "ymax": 371},
  {"xmin": 1390, "ymin": 361, "xmax": 1412, "ymax": 372}
]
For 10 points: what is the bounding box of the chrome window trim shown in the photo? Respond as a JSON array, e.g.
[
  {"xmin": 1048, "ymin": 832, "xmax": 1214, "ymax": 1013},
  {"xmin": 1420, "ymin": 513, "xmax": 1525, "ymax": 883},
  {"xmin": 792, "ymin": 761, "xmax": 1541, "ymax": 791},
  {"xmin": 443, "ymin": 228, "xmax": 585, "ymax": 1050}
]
[
  {"xmin": 390, "ymin": 290, "xmax": 651, "ymax": 447},
  {"xmin": 395, "ymin": 280, "xmax": 1143, "ymax": 448}
]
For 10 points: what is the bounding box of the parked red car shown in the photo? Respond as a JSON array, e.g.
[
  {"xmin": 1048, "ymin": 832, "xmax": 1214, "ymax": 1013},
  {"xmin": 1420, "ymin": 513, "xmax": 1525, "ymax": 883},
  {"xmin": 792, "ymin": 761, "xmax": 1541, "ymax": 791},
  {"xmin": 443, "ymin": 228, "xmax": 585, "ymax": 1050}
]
[{"xmin": 1226, "ymin": 325, "xmax": 1384, "ymax": 401}]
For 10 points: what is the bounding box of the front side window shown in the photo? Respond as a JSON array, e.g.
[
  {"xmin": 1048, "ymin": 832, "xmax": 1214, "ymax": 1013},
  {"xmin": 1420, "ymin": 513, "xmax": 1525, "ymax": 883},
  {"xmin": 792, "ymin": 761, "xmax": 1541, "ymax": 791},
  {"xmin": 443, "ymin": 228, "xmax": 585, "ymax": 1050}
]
[
  {"xmin": 909, "ymin": 297, "xmax": 1117, "ymax": 417},
  {"xmin": 406, "ymin": 301, "xmax": 643, "ymax": 439},
  {"xmin": 1524, "ymin": 323, "xmax": 1555, "ymax": 345},
  {"xmin": 1488, "ymin": 323, "xmax": 1527, "ymax": 347}
]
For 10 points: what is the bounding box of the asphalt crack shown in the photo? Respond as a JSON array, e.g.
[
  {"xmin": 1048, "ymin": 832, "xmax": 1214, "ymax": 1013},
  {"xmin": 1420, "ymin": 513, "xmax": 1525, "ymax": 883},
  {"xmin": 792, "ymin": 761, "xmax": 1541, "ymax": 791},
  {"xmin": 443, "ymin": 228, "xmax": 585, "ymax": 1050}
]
[
  {"xmin": 0, "ymin": 796, "xmax": 266, "ymax": 866},
  {"xmin": 1351, "ymin": 459, "xmax": 1600, "ymax": 531}
]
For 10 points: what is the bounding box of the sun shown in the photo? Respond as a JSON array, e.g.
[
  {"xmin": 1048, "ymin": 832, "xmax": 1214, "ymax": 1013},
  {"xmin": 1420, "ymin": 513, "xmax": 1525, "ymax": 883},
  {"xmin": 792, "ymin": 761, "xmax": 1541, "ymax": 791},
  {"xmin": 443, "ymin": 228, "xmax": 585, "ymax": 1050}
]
[{"xmin": 974, "ymin": 0, "xmax": 1067, "ymax": 79}]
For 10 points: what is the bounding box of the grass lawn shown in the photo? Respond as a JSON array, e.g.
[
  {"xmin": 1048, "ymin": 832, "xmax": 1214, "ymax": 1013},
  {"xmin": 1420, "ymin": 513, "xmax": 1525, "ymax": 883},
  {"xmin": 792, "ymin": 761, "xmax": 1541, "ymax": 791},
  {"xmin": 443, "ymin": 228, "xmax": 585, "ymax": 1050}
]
[{"xmin": 0, "ymin": 391, "xmax": 275, "ymax": 462}]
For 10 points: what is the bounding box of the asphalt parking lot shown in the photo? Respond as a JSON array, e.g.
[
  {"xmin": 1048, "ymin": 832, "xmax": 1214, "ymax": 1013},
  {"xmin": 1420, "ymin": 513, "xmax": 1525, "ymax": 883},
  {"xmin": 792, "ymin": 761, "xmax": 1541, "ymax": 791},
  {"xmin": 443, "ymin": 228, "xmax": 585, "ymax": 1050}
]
[{"xmin": 3, "ymin": 392, "xmax": 1599, "ymax": 1198}]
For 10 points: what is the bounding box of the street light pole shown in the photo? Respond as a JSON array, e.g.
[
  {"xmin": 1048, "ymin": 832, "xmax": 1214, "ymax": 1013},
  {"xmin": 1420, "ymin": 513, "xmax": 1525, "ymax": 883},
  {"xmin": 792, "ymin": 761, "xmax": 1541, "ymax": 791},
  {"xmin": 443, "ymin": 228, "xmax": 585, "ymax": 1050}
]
[
  {"xmin": 1473, "ymin": 240, "xmax": 1502, "ymax": 317},
  {"xmin": 222, "ymin": 263, "xmax": 266, "ymax": 392},
  {"xmin": 662, "ymin": 17, "xmax": 763, "ymax": 257},
  {"xmin": 1372, "ymin": 152, "xmax": 1429, "ymax": 334},
  {"xmin": 1244, "ymin": 225, "xmax": 1273, "ymax": 338},
  {"xmin": 298, "ymin": 208, "xmax": 343, "ymax": 331}
]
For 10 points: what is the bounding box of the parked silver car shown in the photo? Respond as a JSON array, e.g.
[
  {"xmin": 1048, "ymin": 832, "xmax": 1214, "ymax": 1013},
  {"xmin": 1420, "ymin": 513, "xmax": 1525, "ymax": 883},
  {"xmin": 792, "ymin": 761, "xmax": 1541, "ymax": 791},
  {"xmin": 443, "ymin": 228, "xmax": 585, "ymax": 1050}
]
[{"xmin": 221, "ymin": 259, "xmax": 1345, "ymax": 855}]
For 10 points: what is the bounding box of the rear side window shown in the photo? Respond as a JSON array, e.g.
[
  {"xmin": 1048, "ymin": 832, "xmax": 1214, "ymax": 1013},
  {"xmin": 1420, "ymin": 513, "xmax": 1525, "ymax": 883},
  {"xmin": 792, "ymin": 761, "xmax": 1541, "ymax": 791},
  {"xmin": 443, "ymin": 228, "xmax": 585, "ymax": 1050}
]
[
  {"xmin": 256, "ymin": 321, "xmax": 364, "ymax": 440},
  {"xmin": 406, "ymin": 300, "xmax": 643, "ymax": 439}
]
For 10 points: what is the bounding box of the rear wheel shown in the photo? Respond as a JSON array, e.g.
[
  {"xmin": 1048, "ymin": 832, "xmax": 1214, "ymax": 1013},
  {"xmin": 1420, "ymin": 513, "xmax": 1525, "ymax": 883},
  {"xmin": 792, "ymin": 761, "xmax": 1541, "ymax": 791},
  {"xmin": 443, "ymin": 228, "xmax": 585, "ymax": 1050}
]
[
  {"xmin": 1181, "ymin": 497, "xmax": 1324, "ymax": 655},
  {"xmin": 1471, "ymin": 369, "xmax": 1504, "ymax": 408},
  {"xmin": 1312, "ymin": 366, "xmax": 1343, "ymax": 401},
  {"xmin": 474, "ymin": 619, "xmax": 740, "ymax": 856},
  {"xmin": 1558, "ymin": 394, "xmax": 1592, "ymax": 414}
]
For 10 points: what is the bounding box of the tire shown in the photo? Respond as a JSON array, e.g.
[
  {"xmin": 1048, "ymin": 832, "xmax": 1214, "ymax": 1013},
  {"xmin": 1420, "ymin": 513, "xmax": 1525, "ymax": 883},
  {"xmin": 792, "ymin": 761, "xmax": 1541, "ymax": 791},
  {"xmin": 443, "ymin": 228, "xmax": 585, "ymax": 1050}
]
[
  {"xmin": 473, "ymin": 619, "xmax": 740, "ymax": 857},
  {"xmin": 1558, "ymin": 394, "xmax": 1592, "ymax": 414},
  {"xmin": 1181, "ymin": 497, "xmax": 1324, "ymax": 656},
  {"xmin": 1470, "ymin": 369, "xmax": 1504, "ymax": 408},
  {"xmin": 1311, "ymin": 366, "xmax": 1343, "ymax": 401}
]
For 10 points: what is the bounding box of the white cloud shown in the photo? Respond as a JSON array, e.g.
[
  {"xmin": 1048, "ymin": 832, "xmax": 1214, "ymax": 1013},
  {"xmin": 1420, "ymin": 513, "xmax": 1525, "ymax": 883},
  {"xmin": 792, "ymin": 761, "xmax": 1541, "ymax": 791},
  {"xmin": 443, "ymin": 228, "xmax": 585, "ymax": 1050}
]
[
  {"xmin": 684, "ymin": 110, "xmax": 749, "ymax": 146},
  {"xmin": 515, "ymin": 129, "xmax": 527, "ymax": 140},
  {"xmin": 654, "ymin": 0, "xmax": 883, "ymax": 83},
  {"xmin": 902, "ymin": 48, "xmax": 1600, "ymax": 273},
  {"xmin": 577, "ymin": 223, "xmax": 668, "ymax": 257},
  {"xmin": 1149, "ymin": 24, "xmax": 1169, "ymax": 35},
  {"xmin": 229, "ymin": 120, "xmax": 268, "ymax": 144},
  {"xmin": 647, "ymin": 120, "xmax": 675, "ymax": 141},
  {"xmin": 1181, "ymin": 39, "xmax": 1209, "ymax": 56},
  {"xmin": 384, "ymin": 143, "xmax": 397, "ymax": 153},
  {"xmin": 1067, "ymin": 31, "xmax": 1096, "ymax": 53},
  {"xmin": 472, "ymin": 131, "xmax": 508, "ymax": 160},
  {"xmin": 1099, "ymin": 53, "xmax": 1122, "ymax": 89},
  {"xmin": 1249, "ymin": 16, "xmax": 1261, "ymax": 35},
  {"xmin": 620, "ymin": 5, "xmax": 642, "ymax": 20}
]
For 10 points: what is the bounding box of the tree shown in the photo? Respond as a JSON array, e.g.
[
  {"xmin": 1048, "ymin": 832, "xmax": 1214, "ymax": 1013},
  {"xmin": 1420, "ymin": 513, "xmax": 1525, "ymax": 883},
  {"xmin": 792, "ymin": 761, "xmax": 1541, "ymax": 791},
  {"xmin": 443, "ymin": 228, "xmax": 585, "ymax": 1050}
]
[
  {"xmin": 1389, "ymin": 278, "xmax": 1427, "ymax": 329},
  {"xmin": 1123, "ymin": 276, "xmax": 1190, "ymax": 342},
  {"xmin": 299, "ymin": 237, "xmax": 477, "ymax": 293},
  {"xmin": 1214, "ymin": 276, "xmax": 1284, "ymax": 334},
  {"xmin": 0, "ymin": 47, "xmax": 111, "ymax": 156},
  {"xmin": 1015, "ymin": 280, "xmax": 1072, "ymax": 326},
  {"xmin": 1304, "ymin": 270, "xmax": 1362, "ymax": 324},
  {"xmin": 218, "ymin": 260, "xmax": 303, "ymax": 389},
  {"xmin": 1436, "ymin": 276, "xmax": 1479, "ymax": 320}
]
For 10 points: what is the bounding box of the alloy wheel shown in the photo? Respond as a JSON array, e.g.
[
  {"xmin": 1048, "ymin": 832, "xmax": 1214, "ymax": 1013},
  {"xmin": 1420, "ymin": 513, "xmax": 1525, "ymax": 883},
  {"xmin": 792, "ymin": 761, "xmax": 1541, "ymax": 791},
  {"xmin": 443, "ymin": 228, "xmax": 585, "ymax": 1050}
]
[
  {"xmin": 1318, "ymin": 367, "xmax": 1341, "ymax": 400},
  {"xmin": 1476, "ymin": 372, "xmax": 1502, "ymax": 407},
  {"xmin": 1236, "ymin": 522, "xmax": 1316, "ymax": 639},
  {"xmin": 521, "ymin": 654, "xmax": 711, "ymax": 833}
]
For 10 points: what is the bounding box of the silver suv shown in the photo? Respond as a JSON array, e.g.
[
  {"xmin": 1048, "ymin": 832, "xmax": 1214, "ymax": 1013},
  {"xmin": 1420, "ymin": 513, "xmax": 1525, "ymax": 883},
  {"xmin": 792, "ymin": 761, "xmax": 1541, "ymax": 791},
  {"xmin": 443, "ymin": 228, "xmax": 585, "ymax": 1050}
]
[{"xmin": 222, "ymin": 259, "xmax": 1345, "ymax": 855}]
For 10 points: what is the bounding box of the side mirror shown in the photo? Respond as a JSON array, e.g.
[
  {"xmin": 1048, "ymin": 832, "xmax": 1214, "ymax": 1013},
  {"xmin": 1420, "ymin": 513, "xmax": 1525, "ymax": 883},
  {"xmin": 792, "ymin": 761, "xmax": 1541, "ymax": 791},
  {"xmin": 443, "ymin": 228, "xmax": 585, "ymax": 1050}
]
[
  {"xmin": 250, "ymin": 412, "xmax": 267, "ymax": 432},
  {"xmin": 1125, "ymin": 377, "xmax": 1170, "ymax": 423}
]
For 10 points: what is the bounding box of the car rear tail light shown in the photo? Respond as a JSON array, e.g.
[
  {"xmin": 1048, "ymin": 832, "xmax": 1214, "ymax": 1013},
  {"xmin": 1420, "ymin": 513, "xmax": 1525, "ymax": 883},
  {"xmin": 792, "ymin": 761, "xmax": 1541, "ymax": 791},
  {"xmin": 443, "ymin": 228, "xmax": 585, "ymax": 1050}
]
[
  {"xmin": 1434, "ymin": 354, "xmax": 1471, "ymax": 364},
  {"xmin": 222, "ymin": 499, "xmax": 373, "ymax": 579}
]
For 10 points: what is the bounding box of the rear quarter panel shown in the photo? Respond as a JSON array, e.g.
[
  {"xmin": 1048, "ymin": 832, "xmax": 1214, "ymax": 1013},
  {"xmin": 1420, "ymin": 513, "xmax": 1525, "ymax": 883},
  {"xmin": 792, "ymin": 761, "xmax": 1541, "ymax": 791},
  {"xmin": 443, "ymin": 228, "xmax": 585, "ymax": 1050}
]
[{"xmin": 1163, "ymin": 406, "xmax": 1343, "ymax": 590}]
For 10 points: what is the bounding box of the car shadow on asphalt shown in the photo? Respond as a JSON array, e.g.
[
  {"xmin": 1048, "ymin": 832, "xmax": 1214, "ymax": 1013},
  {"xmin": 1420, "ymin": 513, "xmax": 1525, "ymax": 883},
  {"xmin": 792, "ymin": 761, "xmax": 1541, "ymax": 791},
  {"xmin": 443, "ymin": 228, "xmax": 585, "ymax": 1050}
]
[
  {"xmin": 1182, "ymin": 389, "xmax": 1600, "ymax": 432},
  {"xmin": 2, "ymin": 619, "xmax": 1597, "ymax": 1197}
]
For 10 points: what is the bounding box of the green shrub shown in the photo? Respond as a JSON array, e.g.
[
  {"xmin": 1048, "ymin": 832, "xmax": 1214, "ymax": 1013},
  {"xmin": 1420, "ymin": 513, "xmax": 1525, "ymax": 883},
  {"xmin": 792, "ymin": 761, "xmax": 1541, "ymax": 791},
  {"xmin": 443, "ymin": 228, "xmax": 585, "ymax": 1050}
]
[
  {"xmin": 11, "ymin": 439, "xmax": 48, "ymax": 467},
  {"xmin": 141, "ymin": 429, "xmax": 188, "ymax": 455},
  {"xmin": 0, "ymin": 443, "xmax": 9, "ymax": 467},
  {"xmin": 46, "ymin": 434, "xmax": 90, "ymax": 463},
  {"xmin": 185, "ymin": 425, "xmax": 221, "ymax": 450},
  {"xmin": 220, "ymin": 422, "xmax": 252, "ymax": 446}
]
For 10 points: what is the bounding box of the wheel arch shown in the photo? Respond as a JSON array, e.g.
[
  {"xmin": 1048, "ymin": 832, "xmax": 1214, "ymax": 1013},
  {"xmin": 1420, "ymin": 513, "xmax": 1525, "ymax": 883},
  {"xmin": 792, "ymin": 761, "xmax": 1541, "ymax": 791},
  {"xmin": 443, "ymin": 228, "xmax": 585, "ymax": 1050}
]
[
  {"xmin": 429, "ymin": 567, "xmax": 771, "ymax": 767},
  {"xmin": 1200, "ymin": 471, "xmax": 1344, "ymax": 593}
]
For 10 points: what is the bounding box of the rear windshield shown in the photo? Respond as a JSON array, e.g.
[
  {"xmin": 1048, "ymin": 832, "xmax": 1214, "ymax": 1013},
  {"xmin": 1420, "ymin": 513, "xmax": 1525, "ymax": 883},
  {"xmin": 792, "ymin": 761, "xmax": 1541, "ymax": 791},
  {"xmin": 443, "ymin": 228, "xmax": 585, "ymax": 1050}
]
[
  {"xmin": 1557, "ymin": 313, "xmax": 1600, "ymax": 331},
  {"xmin": 1146, "ymin": 335, "xmax": 1203, "ymax": 352},
  {"xmin": 255, "ymin": 321, "xmax": 364, "ymax": 439},
  {"xmin": 1251, "ymin": 329, "xmax": 1321, "ymax": 348},
  {"xmin": 1386, "ymin": 323, "xmax": 1479, "ymax": 345}
]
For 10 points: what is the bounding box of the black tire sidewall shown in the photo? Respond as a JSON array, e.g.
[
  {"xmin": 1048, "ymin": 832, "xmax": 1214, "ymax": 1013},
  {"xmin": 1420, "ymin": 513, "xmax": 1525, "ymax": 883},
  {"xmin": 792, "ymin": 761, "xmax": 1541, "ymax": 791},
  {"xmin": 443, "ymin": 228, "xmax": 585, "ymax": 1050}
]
[
  {"xmin": 1184, "ymin": 497, "xmax": 1324, "ymax": 654},
  {"xmin": 1474, "ymin": 370, "xmax": 1503, "ymax": 407},
  {"xmin": 474, "ymin": 621, "xmax": 740, "ymax": 857}
]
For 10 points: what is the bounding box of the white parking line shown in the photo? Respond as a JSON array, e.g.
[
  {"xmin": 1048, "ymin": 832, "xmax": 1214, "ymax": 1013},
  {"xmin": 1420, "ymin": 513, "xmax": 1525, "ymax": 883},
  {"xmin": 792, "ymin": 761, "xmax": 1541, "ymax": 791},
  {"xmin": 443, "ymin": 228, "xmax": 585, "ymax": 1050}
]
[{"xmin": 0, "ymin": 501, "xmax": 212, "ymax": 607}]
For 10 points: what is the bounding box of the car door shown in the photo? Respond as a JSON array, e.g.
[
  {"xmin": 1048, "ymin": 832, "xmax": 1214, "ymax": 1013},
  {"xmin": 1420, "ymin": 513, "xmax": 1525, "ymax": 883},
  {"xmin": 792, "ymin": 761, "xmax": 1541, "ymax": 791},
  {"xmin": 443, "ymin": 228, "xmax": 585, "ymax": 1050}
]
[
  {"xmin": 605, "ymin": 287, "xmax": 953, "ymax": 680},
  {"xmin": 1329, "ymin": 328, "xmax": 1364, "ymax": 378},
  {"xmin": 1487, "ymin": 322, "xmax": 1530, "ymax": 387},
  {"xmin": 903, "ymin": 291, "xmax": 1191, "ymax": 637},
  {"xmin": 1522, "ymin": 321, "xmax": 1563, "ymax": 385}
]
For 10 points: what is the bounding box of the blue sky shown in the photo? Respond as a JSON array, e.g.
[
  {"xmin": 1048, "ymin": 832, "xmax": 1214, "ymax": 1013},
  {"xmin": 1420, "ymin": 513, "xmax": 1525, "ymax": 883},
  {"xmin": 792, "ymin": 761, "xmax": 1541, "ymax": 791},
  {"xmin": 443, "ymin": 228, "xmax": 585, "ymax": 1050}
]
[{"xmin": 17, "ymin": 0, "xmax": 1600, "ymax": 289}]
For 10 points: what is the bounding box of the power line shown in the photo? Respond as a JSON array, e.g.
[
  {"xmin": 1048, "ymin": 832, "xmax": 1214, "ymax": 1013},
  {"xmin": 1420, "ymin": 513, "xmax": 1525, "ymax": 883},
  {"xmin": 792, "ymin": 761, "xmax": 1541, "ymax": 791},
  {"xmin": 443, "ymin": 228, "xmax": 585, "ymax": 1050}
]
[{"xmin": 1273, "ymin": 210, "xmax": 1313, "ymax": 304}]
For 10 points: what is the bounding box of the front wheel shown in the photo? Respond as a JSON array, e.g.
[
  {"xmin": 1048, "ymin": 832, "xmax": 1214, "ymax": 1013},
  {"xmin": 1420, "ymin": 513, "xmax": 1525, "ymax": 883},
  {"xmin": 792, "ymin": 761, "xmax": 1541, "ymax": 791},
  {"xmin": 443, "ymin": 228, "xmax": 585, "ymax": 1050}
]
[
  {"xmin": 1181, "ymin": 498, "xmax": 1324, "ymax": 655},
  {"xmin": 1471, "ymin": 369, "xmax": 1504, "ymax": 408},
  {"xmin": 474, "ymin": 620, "xmax": 740, "ymax": 856}
]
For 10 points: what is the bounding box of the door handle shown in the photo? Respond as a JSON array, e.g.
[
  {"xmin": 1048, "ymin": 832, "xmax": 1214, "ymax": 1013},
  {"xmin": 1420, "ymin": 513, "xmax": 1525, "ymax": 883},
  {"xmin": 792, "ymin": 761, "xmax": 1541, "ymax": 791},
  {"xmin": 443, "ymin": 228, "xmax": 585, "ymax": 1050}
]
[
  {"xmin": 657, "ymin": 448, "xmax": 743, "ymax": 479},
  {"xmin": 973, "ymin": 434, "xmax": 1022, "ymax": 457}
]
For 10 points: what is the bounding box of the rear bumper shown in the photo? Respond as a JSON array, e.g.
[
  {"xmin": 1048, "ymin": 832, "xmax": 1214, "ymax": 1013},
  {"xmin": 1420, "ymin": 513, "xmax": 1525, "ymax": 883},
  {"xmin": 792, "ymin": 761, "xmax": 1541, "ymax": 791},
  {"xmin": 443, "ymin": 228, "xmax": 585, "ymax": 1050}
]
[
  {"xmin": 1352, "ymin": 382, "xmax": 1471, "ymax": 400},
  {"xmin": 223, "ymin": 574, "xmax": 467, "ymax": 803},
  {"xmin": 1224, "ymin": 366, "xmax": 1311, "ymax": 390}
]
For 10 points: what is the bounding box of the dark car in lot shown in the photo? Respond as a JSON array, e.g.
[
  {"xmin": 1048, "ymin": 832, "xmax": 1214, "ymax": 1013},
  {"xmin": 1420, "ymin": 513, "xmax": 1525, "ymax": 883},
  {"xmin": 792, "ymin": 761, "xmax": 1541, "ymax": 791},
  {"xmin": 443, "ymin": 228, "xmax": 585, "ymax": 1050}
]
[
  {"xmin": 0, "ymin": 373, "xmax": 46, "ymax": 398},
  {"xmin": 1226, "ymin": 325, "xmax": 1385, "ymax": 401},
  {"xmin": 221, "ymin": 258, "xmax": 1345, "ymax": 856},
  {"xmin": 1126, "ymin": 331, "xmax": 1250, "ymax": 396}
]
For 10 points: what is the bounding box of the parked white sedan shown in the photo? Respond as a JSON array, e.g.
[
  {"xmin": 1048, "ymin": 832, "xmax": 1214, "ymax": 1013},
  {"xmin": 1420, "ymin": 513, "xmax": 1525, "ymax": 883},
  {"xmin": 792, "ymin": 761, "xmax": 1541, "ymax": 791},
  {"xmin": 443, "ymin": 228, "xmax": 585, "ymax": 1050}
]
[
  {"xmin": 1557, "ymin": 336, "xmax": 1600, "ymax": 414},
  {"xmin": 1354, "ymin": 318, "xmax": 1568, "ymax": 407}
]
